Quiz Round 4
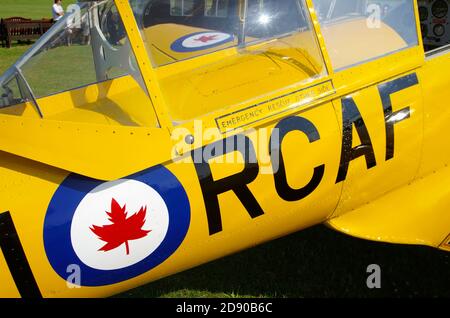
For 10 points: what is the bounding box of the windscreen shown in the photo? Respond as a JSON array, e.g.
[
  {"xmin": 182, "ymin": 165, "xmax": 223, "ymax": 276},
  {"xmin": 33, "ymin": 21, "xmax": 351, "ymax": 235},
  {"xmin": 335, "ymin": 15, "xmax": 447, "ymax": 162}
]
[
  {"xmin": 312, "ymin": 0, "xmax": 419, "ymax": 70},
  {"xmin": 0, "ymin": 0, "xmax": 146, "ymax": 107}
]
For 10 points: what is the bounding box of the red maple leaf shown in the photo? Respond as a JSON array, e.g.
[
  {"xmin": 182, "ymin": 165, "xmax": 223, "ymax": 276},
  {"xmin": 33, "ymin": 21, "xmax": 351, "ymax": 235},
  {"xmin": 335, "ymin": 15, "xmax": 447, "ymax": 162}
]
[
  {"xmin": 194, "ymin": 35, "xmax": 218, "ymax": 43},
  {"xmin": 90, "ymin": 198, "xmax": 151, "ymax": 255}
]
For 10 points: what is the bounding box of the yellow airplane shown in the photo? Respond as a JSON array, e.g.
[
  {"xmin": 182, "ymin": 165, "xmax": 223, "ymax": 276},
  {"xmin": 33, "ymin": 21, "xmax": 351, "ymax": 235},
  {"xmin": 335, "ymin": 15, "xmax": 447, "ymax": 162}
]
[{"xmin": 0, "ymin": 0, "xmax": 449, "ymax": 298}]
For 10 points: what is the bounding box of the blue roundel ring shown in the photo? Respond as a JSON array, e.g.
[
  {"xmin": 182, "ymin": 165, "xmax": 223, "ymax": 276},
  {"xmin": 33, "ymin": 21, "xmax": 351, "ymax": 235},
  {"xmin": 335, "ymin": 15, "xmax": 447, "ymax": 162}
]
[
  {"xmin": 170, "ymin": 32, "xmax": 234, "ymax": 53},
  {"xmin": 43, "ymin": 165, "xmax": 190, "ymax": 287}
]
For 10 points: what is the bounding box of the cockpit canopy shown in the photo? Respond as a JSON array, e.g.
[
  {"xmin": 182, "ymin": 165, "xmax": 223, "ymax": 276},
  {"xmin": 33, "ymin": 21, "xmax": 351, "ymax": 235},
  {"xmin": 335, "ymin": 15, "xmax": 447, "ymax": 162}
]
[
  {"xmin": 0, "ymin": 0, "xmax": 420, "ymax": 126},
  {"xmin": 0, "ymin": 0, "xmax": 157, "ymax": 126}
]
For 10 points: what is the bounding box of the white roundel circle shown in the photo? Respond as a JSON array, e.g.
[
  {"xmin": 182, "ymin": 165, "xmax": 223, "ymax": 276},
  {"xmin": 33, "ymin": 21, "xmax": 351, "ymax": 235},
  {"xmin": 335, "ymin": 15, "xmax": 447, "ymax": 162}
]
[
  {"xmin": 181, "ymin": 32, "xmax": 232, "ymax": 49},
  {"xmin": 70, "ymin": 179, "xmax": 169, "ymax": 271}
]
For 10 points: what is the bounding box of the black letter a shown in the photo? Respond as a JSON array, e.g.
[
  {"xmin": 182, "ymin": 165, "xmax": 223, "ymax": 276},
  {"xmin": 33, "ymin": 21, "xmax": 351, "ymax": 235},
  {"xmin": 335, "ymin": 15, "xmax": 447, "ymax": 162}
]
[{"xmin": 336, "ymin": 97, "xmax": 377, "ymax": 183}]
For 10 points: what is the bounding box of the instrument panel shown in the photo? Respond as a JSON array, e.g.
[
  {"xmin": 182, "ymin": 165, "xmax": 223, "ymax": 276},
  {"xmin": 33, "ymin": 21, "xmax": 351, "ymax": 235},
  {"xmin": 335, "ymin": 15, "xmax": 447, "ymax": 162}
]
[{"xmin": 418, "ymin": 0, "xmax": 450, "ymax": 47}]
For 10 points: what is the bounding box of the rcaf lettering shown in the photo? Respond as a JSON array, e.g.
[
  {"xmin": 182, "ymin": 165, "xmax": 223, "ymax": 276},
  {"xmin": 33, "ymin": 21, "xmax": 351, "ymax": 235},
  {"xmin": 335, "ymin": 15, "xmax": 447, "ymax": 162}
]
[
  {"xmin": 378, "ymin": 73, "xmax": 418, "ymax": 161},
  {"xmin": 193, "ymin": 118, "xmax": 326, "ymax": 235},
  {"xmin": 193, "ymin": 73, "xmax": 417, "ymax": 235},
  {"xmin": 192, "ymin": 135, "xmax": 264, "ymax": 235},
  {"xmin": 270, "ymin": 116, "xmax": 325, "ymax": 202},
  {"xmin": 335, "ymin": 96, "xmax": 376, "ymax": 183}
]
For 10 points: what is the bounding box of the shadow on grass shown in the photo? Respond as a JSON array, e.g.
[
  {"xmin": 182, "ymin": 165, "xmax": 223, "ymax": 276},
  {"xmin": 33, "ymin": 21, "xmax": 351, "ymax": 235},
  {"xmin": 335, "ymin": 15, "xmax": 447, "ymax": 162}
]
[
  {"xmin": 120, "ymin": 225, "xmax": 450, "ymax": 298},
  {"xmin": 1, "ymin": 41, "xmax": 36, "ymax": 49}
]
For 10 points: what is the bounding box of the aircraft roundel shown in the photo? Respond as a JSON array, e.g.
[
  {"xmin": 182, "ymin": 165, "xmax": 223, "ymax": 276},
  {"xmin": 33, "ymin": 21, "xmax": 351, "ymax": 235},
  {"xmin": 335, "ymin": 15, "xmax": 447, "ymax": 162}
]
[
  {"xmin": 171, "ymin": 31, "xmax": 234, "ymax": 52},
  {"xmin": 43, "ymin": 165, "xmax": 190, "ymax": 286}
]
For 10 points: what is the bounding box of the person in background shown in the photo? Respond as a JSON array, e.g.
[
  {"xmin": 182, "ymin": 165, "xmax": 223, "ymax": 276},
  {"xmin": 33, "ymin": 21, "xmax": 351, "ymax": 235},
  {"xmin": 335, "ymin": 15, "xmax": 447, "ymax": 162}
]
[
  {"xmin": 81, "ymin": 13, "xmax": 91, "ymax": 45},
  {"xmin": 52, "ymin": 0, "xmax": 64, "ymax": 21},
  {"xmin": 382, "ymin": 4, "xmax": 390, "ymax": 19}
]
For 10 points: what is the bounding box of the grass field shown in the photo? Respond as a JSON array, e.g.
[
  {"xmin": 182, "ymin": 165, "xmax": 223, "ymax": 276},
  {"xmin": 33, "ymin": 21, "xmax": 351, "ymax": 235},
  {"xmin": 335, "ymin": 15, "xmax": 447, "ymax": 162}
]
[
  {"xmin": 121, "ymin": 225, "xmax": 450, "ymax": 298},
  {"xmin": 0, "ymin": 45, "xmax": 29, "ymax": 73},
  {"xmin": 0, "ymin": 0, "xmax": 77, "ymax": 20},
  {"xmin": 1, "ymin": 1, "xmax": 449, "ymax": 299},
  {"xmin": 4, "ymin": 46, "xmax": 447, "ymax": 298},
  {"xmin": 0, "ymin": 0, "xmax": 77, "ymax": 74},
  {"xmin": 21, "ymin": 45, "xmax": 98, "ymax": 97}
]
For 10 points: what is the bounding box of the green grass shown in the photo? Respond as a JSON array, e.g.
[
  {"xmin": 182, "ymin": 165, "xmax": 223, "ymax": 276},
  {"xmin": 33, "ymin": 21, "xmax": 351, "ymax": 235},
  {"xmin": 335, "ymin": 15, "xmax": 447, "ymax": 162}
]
[
  {"xmin": 0, "ymin": 0, "xmax": 77, "ymax": 75},
  {"xmin": 0, "ymin": 45, "xmax": 97, "ymax": 96},
  {"xmin": 21, "ymin": 45, "xmax": 97, "ymax": 97},
  {"xmin": 0, "ymin": 0, "xmax": 76, "ymax": 20},
  {"xmin": 119, "ymin": 225, "xmax": 449, "ymax": 298},
  {"xmin": 0, "ymin": 45, "xmax": 29, "ymax": 73}
]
